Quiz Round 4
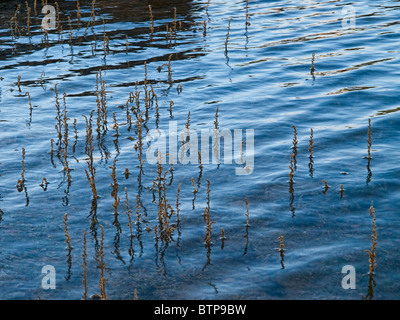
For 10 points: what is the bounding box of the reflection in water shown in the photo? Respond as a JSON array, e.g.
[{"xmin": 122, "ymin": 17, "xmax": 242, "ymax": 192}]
[
  {"xmin": 278, "ymin": 236, "xmax": 285, "ymax": 270},
  {"xmin": 363, "ymin": 206, "xmax": 378, "ymax": 300},
  {"xmin": 365, "ymin": 119, "xmax": 373, "ymax": 185},
  {"xmin": 308, "ymin": 128, "xmax": 314, "ymax": 178},
  {"xmin": 310, "ymin": 52, "xmax": 316, "ymax": 81},
  {"xmin": 63, "ymin": 213, "xmax": 72, "ymax": 281},
  {"xmin": 0, "ymin": 0, "xmax": 399, "ymax": 300},
  {"xmin": 291, "ymin": 126, "xmax": 298, "ymax": 171},
  {"xmin": 288, "ymin": 152, "xmax": 295, "ymax": 217}
]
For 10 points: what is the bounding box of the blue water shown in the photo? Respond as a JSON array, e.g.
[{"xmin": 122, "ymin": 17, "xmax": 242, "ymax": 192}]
[{"xmin": 0, "ymin": 0, "xmax": 399, "ymax": 299}]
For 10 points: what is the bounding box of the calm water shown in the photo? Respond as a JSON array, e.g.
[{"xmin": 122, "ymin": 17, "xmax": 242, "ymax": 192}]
[{"xmin": 0, "ymin": 0, "xmax": 399, "ymax": 300}]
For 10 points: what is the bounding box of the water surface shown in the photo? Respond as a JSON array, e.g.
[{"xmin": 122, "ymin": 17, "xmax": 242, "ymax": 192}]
[{"xmin": 0, "ymin": 0, "xmax": 399, "ymax": 299}]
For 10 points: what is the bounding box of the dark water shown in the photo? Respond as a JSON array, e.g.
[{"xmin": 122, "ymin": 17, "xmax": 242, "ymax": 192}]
[{"xmin": 0, "ymin": 0, "xmax": 399, "ymax": 300}]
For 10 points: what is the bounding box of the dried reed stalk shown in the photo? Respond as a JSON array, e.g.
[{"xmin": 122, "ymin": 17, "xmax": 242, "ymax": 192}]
[
  {"xmin": 77, "ymin": 0, "xmax": 81, "ymax": 25},
  {"xmin": 366, "ymin": 206, "xmax": 377, "ymax": 276},
  {"xmin": 64, "ymin": 213, "xmax": 72, "ymax": 280},
  {"xmin": 225, "ymin": 18, "xmax": 232, "ymax": 52},
  {"xmin": 97, "ymin": 224, "xmax": 107, "ymax": 300},
  {"xmin": 148, "ymin": 5, "xmax": 154, "ymax": 39},
  {"xmin": 26, "ymin": 2, "xmax": 31, "ymax": 37}
]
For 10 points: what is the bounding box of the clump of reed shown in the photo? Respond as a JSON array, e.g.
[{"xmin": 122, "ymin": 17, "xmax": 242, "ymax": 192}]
[
  {"xmin": 340, "ymin": 184, "xmax": 344, "ymax": 199},
  {"xmin": 177, "ymin": 84, "xmax": 183, "ymax": 94},
  {"xmin": 154, "ymin": 152, "xmax": 174, "ymax": 244},
  {"xmin": 17, "ymin": 75, "xmax": 22, "ymax": 92},
  {"xmin": 366, "ymin": 206, "xmax": 377, "ymax": 276},
  {"xmin": 16, "ymin": 148, "xmax": 26, "ymax": 192}
]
